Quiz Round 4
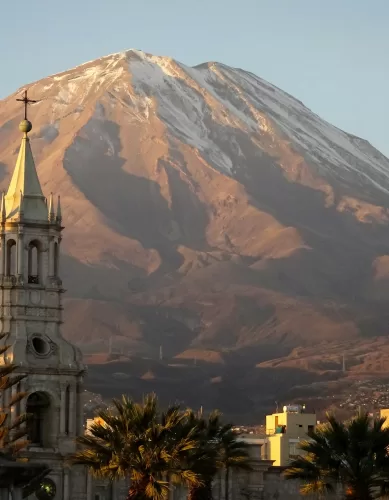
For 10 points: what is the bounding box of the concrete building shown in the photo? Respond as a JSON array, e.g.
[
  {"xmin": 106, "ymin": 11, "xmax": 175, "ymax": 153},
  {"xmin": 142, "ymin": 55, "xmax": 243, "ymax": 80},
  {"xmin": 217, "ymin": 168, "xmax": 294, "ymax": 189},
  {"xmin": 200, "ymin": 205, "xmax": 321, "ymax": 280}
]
[
  {"xmin": 0, "ymin": 98, "xmax": 87, "ymax": 499},
  {"xmin": 265, "ymin": 405, "xmax": 316, "ymax": 466}
]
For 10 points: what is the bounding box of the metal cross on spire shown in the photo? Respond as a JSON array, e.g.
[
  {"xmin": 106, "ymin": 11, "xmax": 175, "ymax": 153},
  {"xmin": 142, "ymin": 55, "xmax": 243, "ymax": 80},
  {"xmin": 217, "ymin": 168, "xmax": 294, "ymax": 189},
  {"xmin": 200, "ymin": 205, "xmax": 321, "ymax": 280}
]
[{"xmin": 16, "ymin": 90, "xmax": 37, "ymax": 120}]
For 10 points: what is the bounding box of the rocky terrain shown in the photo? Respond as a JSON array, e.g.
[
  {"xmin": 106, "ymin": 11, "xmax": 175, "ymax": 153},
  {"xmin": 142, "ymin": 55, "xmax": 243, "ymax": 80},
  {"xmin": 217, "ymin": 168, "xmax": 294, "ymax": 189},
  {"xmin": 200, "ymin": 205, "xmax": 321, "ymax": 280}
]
[{"xmin": 2, "ymin": 49, "xmax": 389, "ymax": 419}]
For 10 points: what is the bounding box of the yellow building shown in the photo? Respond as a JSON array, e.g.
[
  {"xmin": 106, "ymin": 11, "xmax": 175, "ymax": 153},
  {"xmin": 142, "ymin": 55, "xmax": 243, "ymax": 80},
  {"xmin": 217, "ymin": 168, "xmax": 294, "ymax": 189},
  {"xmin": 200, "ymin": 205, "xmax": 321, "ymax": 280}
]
[
  {"xmin": 380, "ymin": 409, "xmax": 389, "ymax": 428},
  {"xmin": 265, "ymin": 405, "xmax": 316, "ymax": 466}
]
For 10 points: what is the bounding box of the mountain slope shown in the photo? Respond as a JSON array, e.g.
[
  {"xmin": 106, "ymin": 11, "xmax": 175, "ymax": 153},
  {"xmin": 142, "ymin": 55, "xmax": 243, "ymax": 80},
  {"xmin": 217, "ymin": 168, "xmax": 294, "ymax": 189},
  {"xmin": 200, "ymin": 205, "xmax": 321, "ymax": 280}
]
[{"xmin": 1, "ymin": 49, "xmax": 389, "ymax": 414}]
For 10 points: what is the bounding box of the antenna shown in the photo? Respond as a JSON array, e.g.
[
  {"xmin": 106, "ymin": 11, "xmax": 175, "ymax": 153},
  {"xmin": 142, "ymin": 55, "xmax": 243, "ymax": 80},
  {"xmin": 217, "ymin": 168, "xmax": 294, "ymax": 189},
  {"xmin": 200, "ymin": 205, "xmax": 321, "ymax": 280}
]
[
  {"xmin": 275, "ymin": 401, "xmax": 279, "ymax": 413},
  {"xmin": 159, "ymin": 345, "xmax": 163, "ymax": 361}
]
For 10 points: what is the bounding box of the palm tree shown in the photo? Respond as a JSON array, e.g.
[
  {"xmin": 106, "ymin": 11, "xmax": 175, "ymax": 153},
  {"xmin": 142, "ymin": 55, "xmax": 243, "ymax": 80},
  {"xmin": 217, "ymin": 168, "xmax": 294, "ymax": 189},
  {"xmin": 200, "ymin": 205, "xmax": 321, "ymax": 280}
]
[
  {"xmin": 0, "ymin": 333, "xmax": 29, "ymax": 457},
  {"xmin": 182, "ymin": 411, "xmax": 251, "ymax": 500},
  {"xmin": 70, "ymin": 393, "xmax": 202, "ymax": 500},
  {"xmin": 185, "ymin": 410, "xmax": 222, "ymax": 500},
  {"xmin": 217, "ymin": 425, "xmax": 252, "ymax": 500},
  {"xmin": 0, "ymin": 333, "xmax": 50, "ymax": 496},
  {"xmin": 284, "ymin": 412, "xmax": 389, "ymax": 499}
]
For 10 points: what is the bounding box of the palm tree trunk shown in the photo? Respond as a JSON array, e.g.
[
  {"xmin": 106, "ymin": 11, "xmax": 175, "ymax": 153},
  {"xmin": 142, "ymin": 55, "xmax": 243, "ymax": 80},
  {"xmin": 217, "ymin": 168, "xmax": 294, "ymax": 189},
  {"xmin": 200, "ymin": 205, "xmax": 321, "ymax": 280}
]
[
  {"xmin": 188, "ymin": 480, "xmax": 213, "ymax": 500},
  {"xmin": 188, "ymin": 485, "xmax": 197, "ymax": 500},
  {"xmin": 224, "ymin": 468, "xmax": 229, "ymax": 500}
]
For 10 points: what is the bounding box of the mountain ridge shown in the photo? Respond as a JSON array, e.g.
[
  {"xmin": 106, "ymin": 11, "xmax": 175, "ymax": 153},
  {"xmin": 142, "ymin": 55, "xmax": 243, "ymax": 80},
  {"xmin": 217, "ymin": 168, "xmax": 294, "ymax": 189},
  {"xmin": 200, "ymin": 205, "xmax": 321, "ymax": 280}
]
[{"xmin": 1, "ymin": 49, "xmax": 389, "ymax": 415}]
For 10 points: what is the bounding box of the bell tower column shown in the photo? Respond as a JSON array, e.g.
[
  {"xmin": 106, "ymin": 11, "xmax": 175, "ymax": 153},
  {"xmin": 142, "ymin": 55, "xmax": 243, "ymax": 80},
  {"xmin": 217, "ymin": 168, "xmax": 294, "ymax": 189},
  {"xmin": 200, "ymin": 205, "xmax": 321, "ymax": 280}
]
[
  {"xmin": 17, "ymin": 226, "xmax": 24, "ymax": 280},
  {"xmin": 60, "ymin": 383, "xmax": 67, "ymax": 435},
  {"xmin": 48, "ymin": 237, "xmax": 55, "ymax": 278},
  {"xmin": 0, "ymin": 233, "xmax": 5, "ymax": 277}
]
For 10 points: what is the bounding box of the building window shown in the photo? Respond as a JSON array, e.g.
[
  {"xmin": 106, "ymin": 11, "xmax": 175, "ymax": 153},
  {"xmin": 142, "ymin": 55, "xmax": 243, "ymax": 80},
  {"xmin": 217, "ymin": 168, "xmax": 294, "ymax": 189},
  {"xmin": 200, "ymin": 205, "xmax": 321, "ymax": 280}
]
[
  {"xmin": 28, "ymin": 240, "xmax": 41, "ymax": 284},
  {"xmin": 26, "ymin": 392, "xmax": 51, "ymax": 447},
  {"xmin": 6, "ymin": 239, "xmax": 16, "ymax": 276},
  {"xmin": 289, "ymin": 442, "xmax": 298, "ymax": 459}
]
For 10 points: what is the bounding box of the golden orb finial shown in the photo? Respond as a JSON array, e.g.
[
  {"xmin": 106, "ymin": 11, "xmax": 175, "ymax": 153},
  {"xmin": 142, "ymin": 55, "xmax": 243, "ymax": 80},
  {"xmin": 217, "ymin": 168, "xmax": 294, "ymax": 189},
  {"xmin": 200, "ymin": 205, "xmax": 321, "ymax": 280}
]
[{"xmin": 19, "ymin": 119, "xmax": 32, "ymax": 134}]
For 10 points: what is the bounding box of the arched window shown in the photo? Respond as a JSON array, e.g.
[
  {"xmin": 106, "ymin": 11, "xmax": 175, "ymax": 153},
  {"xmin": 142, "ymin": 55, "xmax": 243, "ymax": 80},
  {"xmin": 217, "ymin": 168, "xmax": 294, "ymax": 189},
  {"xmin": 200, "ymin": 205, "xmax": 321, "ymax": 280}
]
[
  {"xmin": 26, "ymin": 392, "xmax": 51, "ymax": 447},
  {"xmin": 65, "ymin": 385, "xmax": 70, "ymax": 435},
  {"xmin": 54, "ymin": 242, "xmax": 59, "ymax": 277},
  {"xmin": 6, "ymin": 239, "xmax": 16, "ymax": 276},
  {"xmin": 28, "ymin": 240, "xmax": 40, "ymax": 284}
]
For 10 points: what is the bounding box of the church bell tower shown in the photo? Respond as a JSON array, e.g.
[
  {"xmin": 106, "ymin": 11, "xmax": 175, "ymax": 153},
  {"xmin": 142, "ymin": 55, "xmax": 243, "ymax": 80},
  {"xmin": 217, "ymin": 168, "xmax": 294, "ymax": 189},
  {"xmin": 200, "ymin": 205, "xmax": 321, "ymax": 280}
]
[{"xmin": 0, "ymin": 91, "xmax": 86, "ymax": 500}]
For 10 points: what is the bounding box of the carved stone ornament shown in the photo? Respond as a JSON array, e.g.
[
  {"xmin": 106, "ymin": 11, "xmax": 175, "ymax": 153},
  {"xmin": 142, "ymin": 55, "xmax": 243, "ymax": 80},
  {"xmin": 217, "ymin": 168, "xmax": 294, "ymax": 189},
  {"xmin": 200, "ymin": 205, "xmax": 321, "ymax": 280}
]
[
  {"xmin": 27, "ymin": 333, "xmax": 58, "ymax": 358},
  {"xmin": 29, "ymin": 290, "xmax": 41, "ymax": 305}
]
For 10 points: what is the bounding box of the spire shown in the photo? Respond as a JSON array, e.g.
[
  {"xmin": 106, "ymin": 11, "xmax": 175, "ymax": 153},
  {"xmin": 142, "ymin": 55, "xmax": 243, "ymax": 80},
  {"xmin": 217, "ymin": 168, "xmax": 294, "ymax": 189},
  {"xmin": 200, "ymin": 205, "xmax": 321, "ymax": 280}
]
[
  {"xmin": 56, "ymin": 195, "xmax": 62, "ymax": 223},
  {"xmin": 48, "ymin": 193, "xmax": 55, "ymax": 222},
  {"xmin": 5, "ymin": 90, "xmax": 47, "ymax": 221}
]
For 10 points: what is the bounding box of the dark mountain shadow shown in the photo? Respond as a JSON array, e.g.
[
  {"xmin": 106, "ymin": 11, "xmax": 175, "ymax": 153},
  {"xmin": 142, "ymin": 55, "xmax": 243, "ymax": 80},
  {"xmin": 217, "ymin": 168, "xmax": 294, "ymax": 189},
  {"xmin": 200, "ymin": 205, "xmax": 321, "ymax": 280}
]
[
  {"xmin": 63, "ymin": 117, "xmax": 182, "ymax": 272},
  {"xmin": 63, "ymin": 115, "xmax": 211, "ymax": 275},
  {"xmin": 160, "ymin": 154, "xmax": 211, "ymax": 251}
]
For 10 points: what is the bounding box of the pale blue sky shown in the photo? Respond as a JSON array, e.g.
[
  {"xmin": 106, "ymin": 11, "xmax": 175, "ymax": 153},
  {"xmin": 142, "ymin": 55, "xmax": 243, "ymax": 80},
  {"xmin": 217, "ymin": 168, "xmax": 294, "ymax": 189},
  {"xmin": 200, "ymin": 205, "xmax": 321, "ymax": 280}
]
[{"xmin": 1, "ymin": 0, "xmax": 388, "ymax": 155}]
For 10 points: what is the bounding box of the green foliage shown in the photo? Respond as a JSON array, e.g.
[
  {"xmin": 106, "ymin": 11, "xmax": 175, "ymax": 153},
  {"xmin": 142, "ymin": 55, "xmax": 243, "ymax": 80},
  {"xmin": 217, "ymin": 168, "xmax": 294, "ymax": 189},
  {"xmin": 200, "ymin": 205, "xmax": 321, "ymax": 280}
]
[{"xmin": 284, "ymin": 412, "xmax": 389, "ymax": 499}]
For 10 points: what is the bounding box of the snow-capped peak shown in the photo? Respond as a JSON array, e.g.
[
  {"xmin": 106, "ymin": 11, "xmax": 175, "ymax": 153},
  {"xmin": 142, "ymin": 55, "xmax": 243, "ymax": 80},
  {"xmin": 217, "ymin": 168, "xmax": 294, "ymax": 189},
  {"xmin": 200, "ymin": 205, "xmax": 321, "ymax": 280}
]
[{"xmin": 23, "ymin": 49, "xmax": 389, "ymax": 199}]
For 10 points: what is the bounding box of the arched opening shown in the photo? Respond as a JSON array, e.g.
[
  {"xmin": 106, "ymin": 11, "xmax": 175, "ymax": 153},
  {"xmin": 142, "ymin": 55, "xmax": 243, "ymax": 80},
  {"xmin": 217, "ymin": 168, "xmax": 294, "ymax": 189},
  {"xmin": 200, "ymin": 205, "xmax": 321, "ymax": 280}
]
[
  {"xmin": 65, "ymin": 385, "xmax": 70, "ymax": 435},
  {"xmin": 6, "ymin": 239, "xmax": 16, "ymax": 276},
  {"xmin": 54, "ymin": 242, "xmax": 59, "ymax": 277},
  {"xmin": 26, "ymin": 392, "xmax": 51, "ymax": 447},
  {"xmin": 28, "ymin": 240, "xmax": 41, "ymax": 284}
]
